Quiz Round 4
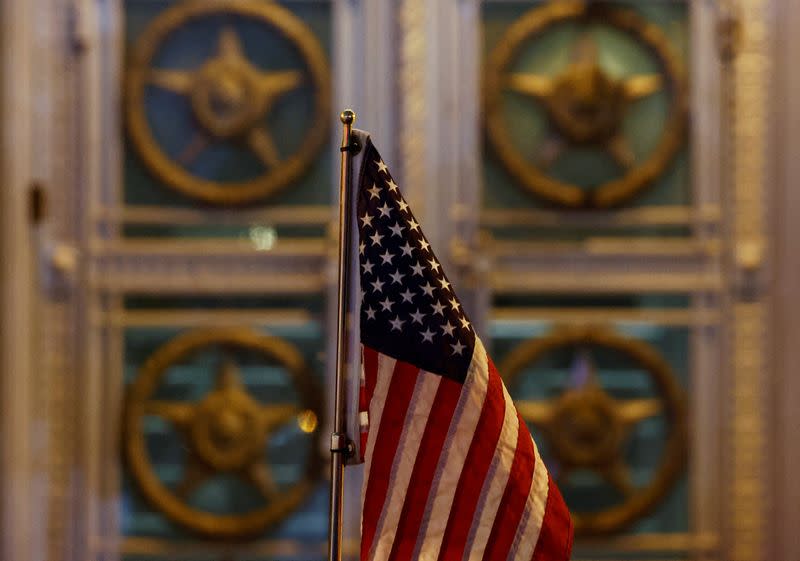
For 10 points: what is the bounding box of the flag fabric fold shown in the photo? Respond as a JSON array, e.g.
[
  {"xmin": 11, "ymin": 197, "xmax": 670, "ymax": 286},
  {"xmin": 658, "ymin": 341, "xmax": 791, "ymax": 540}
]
[{"xmin": 348, "ymin": 130, "xmax": 573, "ymax": 561}]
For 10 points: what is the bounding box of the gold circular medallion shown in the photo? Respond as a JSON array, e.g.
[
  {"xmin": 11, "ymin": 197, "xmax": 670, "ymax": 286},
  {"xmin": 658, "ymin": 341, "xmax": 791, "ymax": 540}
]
[
  {"xmin": 124, "ymin": 328, "xmax": 323, "ymax": 538},
  {"xmin": 484, "ymin": 1, "xmax": 688, "ymax": 207},
  {"xmin": 500, "ymin": 326, "xmax": 687, "ymax": 535},
  {"xmin": 126, "ymin": 0, "xmax": 331, "ymax": 205}
]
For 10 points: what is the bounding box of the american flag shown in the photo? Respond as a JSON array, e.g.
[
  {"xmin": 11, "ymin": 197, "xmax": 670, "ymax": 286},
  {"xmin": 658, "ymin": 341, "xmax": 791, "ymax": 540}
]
[{"xmin": 352, "ymin": 133, "xmax": 573, "ymax": 561}]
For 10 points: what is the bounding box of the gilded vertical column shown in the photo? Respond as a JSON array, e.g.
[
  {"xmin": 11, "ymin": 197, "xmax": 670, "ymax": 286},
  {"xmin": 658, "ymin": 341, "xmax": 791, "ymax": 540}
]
[
  {"xmin": 398, "ymin": 0, "xmax": 427, "ymax": 214},
  {"xmin": 0, "ymin": 0, "xmax": 35, "ymax": 559},
  {"xmin": 727, "ymin": 0, "xmax": 770, "ymax": 559},
  {"xmin": 42, "ymin": 0, "xmax": 88, "ymax": 558}
]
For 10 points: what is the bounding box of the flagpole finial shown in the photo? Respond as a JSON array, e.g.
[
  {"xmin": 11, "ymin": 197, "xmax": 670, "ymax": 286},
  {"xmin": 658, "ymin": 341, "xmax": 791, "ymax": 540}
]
[{"xmin": 340, "ymin": 109, "xmax": 356, "ymax": 125}]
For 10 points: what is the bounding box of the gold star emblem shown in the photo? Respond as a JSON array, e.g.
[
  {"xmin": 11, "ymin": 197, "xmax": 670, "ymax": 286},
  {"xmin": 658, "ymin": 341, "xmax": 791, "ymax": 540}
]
[
  {"xmin": 125, "ymin": 1, "xmax": 331, "ymax": 205},
  {"xmin": 148, "ymin": 27, "xmax": 302, "ymax": 168},
  {"xmin": 507, "ymin": 34, "xmax": 662, "ymax": 170},
  {"xmin": 483, "ymin": 1, "xmax": 688, "ymax": 207},
  {"xmin": 517, "ymin": 350, "xmax": 661, "ymax": 498},
  {"xmin": 143, "ymin": 357, "xmax": 303, "ymax": 500},
  {"xmin": 499, "ymin": 325, "xmax": 688, "ymax": 535},
  {"xmin": 124, "ymin": 327, "xmax": 323, "ymax": 537}
]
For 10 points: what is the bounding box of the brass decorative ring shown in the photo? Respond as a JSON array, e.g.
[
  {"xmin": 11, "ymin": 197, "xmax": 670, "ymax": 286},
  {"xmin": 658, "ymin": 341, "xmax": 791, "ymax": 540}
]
[
  {"xmin": 500, "ymin": 325, "xmax": 688, "ymax": 535},
  {"xmin": 126, "ymin": 0, "xmax": 331, "ymax": 205},
  {"xmin": 124, "ymin": 327, "xmax": 323, "ymax": 538},
  {"xmin": 484, "ymin": 1, "xmax": 688, "ymax": 208}
]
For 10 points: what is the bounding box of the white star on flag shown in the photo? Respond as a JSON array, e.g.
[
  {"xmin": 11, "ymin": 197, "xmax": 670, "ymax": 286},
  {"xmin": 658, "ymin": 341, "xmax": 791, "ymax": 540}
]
[
  {"xmin": 389, "ymin": 222, "xmax": 405, "ymax": 237},
  {"xmin": 378, "ymin": 202, "xmax": 392, "ymax": 217},
  {"xmin": 379, "ymin": 249, "xmax": 395, "ymax": 265},
  {"xmin": 360, "ymin": 212, "xmax": 373, "ymax": 228}
]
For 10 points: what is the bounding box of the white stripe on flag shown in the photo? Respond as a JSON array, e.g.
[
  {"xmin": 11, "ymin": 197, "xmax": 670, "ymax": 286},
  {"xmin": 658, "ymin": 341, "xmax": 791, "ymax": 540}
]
[
  {"xmin": 463, "ymin": 383, "xmax": 520, "ymax": 561},
  {"xmin": 508, "ymin": 437, "xmax": 550, "ymax": 561},
  {"xmin": 370, "ymin": 370, "xmax": 442, "ymax": 560},
  {"xmin": 361, "ymin": 353, "xmax": 398, "ymax": 502},
  {"xmin": 414, "ymin": 340, "xmax": 489, "ymax": 561}
]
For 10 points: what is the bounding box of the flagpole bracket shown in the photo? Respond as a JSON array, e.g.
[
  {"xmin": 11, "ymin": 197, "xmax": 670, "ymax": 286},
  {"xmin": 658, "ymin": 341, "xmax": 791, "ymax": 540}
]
[
  {"xmin": 339, "ymin": 133, "xmax": 362, "ymax": 155},
  {"xmin": 330, "ymin": 432, "xmax": 355, "ymax": 458}
]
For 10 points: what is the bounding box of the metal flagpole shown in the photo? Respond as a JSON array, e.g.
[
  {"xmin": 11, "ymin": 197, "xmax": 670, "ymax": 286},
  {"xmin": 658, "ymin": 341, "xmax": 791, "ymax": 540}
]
[{"xmin": 328, "ymin": 109, "xmax": 358, "ymax": 561}]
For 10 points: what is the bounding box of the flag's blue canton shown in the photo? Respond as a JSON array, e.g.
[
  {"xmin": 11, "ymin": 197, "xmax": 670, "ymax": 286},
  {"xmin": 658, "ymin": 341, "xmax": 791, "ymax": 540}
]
[{"xmin": 358, "ymin": 139, "xmax": 475, "ymax": 383}]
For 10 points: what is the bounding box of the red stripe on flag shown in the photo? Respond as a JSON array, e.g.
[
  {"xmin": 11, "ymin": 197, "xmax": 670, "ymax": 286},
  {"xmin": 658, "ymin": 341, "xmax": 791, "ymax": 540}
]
[
  {"xmin": 436, "ymin": 359, "xmax": 506, "ymax": 561},
  {"xmin": 385, "ymin": 375, "xmax": 463, "ymax": 561},
  {"xmin": 363, "ymin": 346, "xmax": 380, "ymax": 408},
  {"xmin": 361, "ymin": 358, "xmax": 421, "ymax": 561},
  {"xmin": 530, "ymin": 474, "xmax": 574, "ymax": 561},
  {"xmin": 359, "ymin": 378, "xmax": 368, "ymax": 413},
  {"xmin": 481, "ymin": 412, "xmax": 536, "ymax": 561}
]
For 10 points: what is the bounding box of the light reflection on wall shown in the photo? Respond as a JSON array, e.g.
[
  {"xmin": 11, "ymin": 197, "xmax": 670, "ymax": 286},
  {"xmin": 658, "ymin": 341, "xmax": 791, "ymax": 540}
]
[{"xmin": 249, "ymin": 225, "xmax": 278, "ymax": 251}]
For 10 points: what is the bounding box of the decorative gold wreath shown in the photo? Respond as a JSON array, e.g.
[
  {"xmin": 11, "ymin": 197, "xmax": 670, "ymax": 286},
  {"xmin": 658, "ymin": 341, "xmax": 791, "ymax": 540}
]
[
  {"xmin": 124, "ymin": 328, "xmax": 323, "ymax": 538},
  {"xmin": 126, "ymin": 0, "xmax": 331, "ymax": 205},
  {"xmin": 500, "ymin": 325, "xmax": 688, "ymax": 535},
  {"xmin": 484, "ymin": 0, "xmax": 688, "ymax": 208}
]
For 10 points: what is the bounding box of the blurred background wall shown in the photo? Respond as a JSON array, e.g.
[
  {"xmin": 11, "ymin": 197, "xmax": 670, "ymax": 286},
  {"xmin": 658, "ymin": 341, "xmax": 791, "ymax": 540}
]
[{"xmin": 1, "ymin": 0, "xmax": 798, "ymax": 560}]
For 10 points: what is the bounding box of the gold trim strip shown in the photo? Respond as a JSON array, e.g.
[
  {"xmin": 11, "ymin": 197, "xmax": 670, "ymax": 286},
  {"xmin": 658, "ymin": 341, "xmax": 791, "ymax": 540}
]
[
  {"xmin": 91, "ymin": 238, "xmax": 328, "ymax": 256},
  {"xmin": 94, "ymin": 205, "xmax": 333, "ymax": 226},
  {"xmin": 492, "ymin": 307, "xmax": 719, "ymax": 327},
  {"xmin": 480, "ymin": 206, "xmax": 721, "ymax": 229},
  {"xmin": 573, "ymin": 531, "xmax": 719, "ymax": 553},
  {"xmin": 99, "ymin": 537, "xmax": 360, "ymax": 557},
  {"xmin": 106, "ymin": 533, "xmax": 716, "ymax": 558},
  {"xmin": 491, "ymin": 272, "xmax": 722, "ymax": 294},
  {"xmin": 102, "ymin": 309, "xmax": 316, "ymax": 327},
  {"xmin": 91, "ymin": 273, "xmax": 326, "ymax": 295},
  {"xmin": 487, "ymin": 238, "xmax": 720, "ymax": 257}
]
